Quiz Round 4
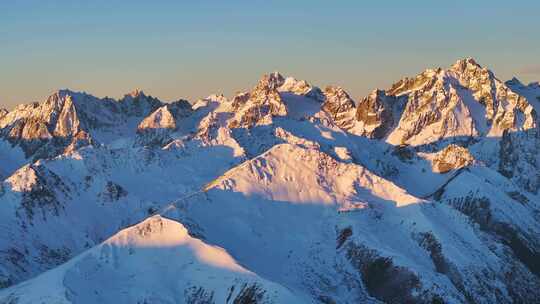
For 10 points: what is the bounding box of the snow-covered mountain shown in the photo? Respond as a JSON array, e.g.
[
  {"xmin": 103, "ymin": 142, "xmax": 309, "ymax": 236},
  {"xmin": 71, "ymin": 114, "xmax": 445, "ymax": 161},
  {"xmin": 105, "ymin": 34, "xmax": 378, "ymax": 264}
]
[
  {"xmin": 0, "ymin": 89, "xmax": 162, "ymax": 178},
  {"xmin": 0, "ymin": 58, "xmax": 539, "ymax": 303},
  {"xmin": 353, "ymin": 58, "xmax": 536, "ymax": 146},
  {"xmin": 0, "ymin": 215, "xmax": 305, "ymax": 304}
]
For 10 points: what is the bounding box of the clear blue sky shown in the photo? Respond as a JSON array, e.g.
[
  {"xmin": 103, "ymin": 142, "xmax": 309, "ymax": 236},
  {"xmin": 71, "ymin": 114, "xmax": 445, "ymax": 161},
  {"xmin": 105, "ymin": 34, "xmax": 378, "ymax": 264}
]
[{"xmin": 1, "ymin": 1, "xmax": 539, "ymax": 108}]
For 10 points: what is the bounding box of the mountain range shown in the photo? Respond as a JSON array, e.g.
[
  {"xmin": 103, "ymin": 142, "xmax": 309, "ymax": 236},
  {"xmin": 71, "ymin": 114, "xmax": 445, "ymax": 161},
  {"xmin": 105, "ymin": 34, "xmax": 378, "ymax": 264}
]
[{"xmin": 0, "ymin": 58, "xmax": 539, "ymax": 303}]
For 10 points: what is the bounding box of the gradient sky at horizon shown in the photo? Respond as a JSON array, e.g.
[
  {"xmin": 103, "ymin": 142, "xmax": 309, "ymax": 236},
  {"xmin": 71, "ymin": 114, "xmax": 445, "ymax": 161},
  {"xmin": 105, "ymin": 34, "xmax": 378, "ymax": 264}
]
[{"xmin": 1, "ymin": 1, "xmax": 539, "ymax": 108}]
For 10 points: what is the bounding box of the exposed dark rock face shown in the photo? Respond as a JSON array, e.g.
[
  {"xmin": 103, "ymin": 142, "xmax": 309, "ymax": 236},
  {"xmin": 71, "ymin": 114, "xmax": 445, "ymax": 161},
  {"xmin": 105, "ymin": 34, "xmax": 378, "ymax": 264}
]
[
  {"xmin": 117, "ymin": 89, "xmax": 163, "ymax": 117},
  {"xmin": 0, "ymin": 89, "xmax": 163, "ymax": 164},
  {"xmin": 0, "ymin": 109, "xmax": 7, "ymax": 120},
  {"xmin": 336, "ymin": 226, "xmax": 353, "ymax": 249},
  {"xmin": 344, "ymin": 243, "xmax": 426, "ymax": 304},
  {"xmin": 432, "ymin": 144, "xmax": 474, "ymax": 173},
  {"xmin": 442, "ymin": 193, "xmax": 540, "ymax": 302},
  {"xmin": 100, "ymin": 181, "xmax": 128, "ymax": 202},
  {"xmin": 185, "ymin": 286, "xmax": 215, "ymax": 304},
  {"xmin": 322, "ymin": 86, "xmax": 357, "ymax": 130},
  {"xmin": 498, "ymin": 129, "xmax": 540, "ymax": 193},
  {"xmin": 231, "ymin": 92, "xmax": 251, "ymax": 111},
  {"xmin": 17, "ymin": 165, "xmax": 70, "ymax": 221},
  {"xmin": 231, "ymin": 283, "xmax": 267, "ymax": 304},
  {"xmin": 229, "ymin": 73, "xmax": 288, "ymax": 128},
  {"xmin": 356, "ymin": 90, "xmax": 403, "ymax": 139},
  {"xmin": 498, "ymin": 130, "xmax": 517, "ymax": 178}
]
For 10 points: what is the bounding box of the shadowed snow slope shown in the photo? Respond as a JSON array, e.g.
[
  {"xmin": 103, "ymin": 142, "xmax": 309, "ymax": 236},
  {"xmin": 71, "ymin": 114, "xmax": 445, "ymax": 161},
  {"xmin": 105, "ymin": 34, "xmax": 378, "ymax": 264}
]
[
  {"xmin": 166, "ymin": 143, "xmax": 540, "ymax": 303},
  {"xmin": 0, "ymin": 215, "xmax": 306, "ymax": 304}
]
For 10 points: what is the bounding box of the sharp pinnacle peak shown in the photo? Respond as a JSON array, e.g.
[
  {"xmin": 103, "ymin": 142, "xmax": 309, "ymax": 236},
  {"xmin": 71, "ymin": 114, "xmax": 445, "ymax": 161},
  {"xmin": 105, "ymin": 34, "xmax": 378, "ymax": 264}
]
[
  {"xmin": 127, "ymin": 88, "xmax": 146, "ymax": 98},
  {"xmin": 452, "ymin": 57, "xmax": 483, "ymax": 70}
]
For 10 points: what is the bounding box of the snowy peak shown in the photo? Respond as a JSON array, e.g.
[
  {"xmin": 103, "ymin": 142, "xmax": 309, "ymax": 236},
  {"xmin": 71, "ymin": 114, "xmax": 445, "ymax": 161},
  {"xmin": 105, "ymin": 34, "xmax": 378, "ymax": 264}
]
[
  {"xmin": 449, "ymin": 57, "xmax": 483, "ymax": 73},
  {"xmin": 0, "ymin": 90, "xmax": 94, "ymax": 159},
  {"xmin": 228, "ymin": 72, "xmax": 288, "ymax": 128},
  {"xmin": 112, "ymin": 215, "xmax": 186, "ymax": 244},
  {"xmin": 118, "ymin": 89, "xmax": 162, "ymax": 117},
  {"xmin": 447, "ymin": 58, "xmax": 534, "ymax": 129},
  {"xmin": 354, "ymin": 58, "xmax": 537, "ymax": 145},
  {"xmin": 227, "ymin": 72, "xmax": 329, "ymax": 128},
  {"xmin": 126, "ymin": 88, "xmax": 145, "ymax": 98},
  {"xmin": 106, "ymin": 216, "xmax": 227, "ymax": 257},
  {"xmin": 279, "ymin": 76, "xmax": 325, "ymax": 101},
  {"xmin": 259, "ymin": 71, "xmax": 285, "ymax": 90},
  {"xmin": 506, "ymin": 76, "xmax": 540, "ymax": 111},
  {"xmin": 386, "ymin": 67, "xmax": 444, "ymax": 97},
  {"xmin": 193, "ymin": 94, "xmax": 228, "ymax": 110},
  {"xmin": 0, "ymin": 88, "xmax": 168, "ymax": 167},
  {"xmin": 106, "ymin": 215, "xmax": 249, "ymax": 276},
  {"xmin": 0, "ymin": 215, "xmax": 305, "ymax": 304},
  {"xmin": 138, "ymin": 106, "xmax": 177, "ymax": 131},
  {"xmin": 136, "ymin": 99, "xmax": 192, "ymax": 146},
  {"xmin": 138, "ymin": 100, "xmax": 192, "ymax": 131}
]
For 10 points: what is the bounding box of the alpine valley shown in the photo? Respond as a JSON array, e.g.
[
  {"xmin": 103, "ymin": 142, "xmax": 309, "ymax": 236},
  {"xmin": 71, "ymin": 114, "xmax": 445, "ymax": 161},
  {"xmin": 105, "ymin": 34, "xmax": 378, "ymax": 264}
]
[{"xmin": 0, "ymin": 58, "xmax": 540, "ymax": 304}]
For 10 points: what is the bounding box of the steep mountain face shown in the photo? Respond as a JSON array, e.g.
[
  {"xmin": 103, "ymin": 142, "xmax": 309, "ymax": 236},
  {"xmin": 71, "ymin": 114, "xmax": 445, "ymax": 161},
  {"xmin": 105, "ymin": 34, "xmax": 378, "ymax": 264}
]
[
  {"xmin": 136, "ymin": 99, "xmax": 193, "ymax": 146},
  {"xmin": 279, "ymin": 76, "xmax": 325, "ymax": 101},
  {"xmin": 0, "ymin": 89, "xmax": 163, "ymax": 174},
  {"xmin": 0, "ymin": 59, "xmax": 540, "ymax": 304},
  {"xmin": 354, "ymin": 58, "xmax": 536, "ymax": 146},
  {"xmin": 321, "ymin": 86, "xmax": 358, "ymax": 130},
  {"xmin": 354, "ymin": 89, "xmax": 404, "ymax": 139},
  {"xmin": 228, "ymin": 72, "xmax": 288, "ymax": 128},
  {"xmin": 0, "ymin": 109, "xmax": 7, "ymax": 120},
  {"xmin": 228, "ymin": 72, "xmax": 325, "ymax": 128},
  {"xmin": 506, "ymin": 77, "xmax": 540, "ymax": 110},
  {"xmin": 168, "ymin": 142, "xmax": 540, "ymax": 304}
]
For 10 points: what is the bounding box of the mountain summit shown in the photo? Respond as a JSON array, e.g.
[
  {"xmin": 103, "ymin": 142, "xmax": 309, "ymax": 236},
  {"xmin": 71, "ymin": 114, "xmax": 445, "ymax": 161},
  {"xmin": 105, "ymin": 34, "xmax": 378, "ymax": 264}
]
[{"xmin": 352, "ymin": 58, "xmax": 537, "ymax": 146}]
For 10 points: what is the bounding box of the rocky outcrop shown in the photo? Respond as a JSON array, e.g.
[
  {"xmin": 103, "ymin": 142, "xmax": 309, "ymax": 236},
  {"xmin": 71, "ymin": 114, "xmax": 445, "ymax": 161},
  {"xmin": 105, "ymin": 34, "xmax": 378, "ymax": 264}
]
[
  {"xmin": 432, "ymin": 144, "xmax": 474, "ymax": 173},
  {"xmin": 136, "ymin": 100, "xmax": 192, "ymax": 146},
  {"xmin": 0, "ymin": 89, "xmax": 163, "ymax": 161},
  {"xmin": 355, "ymin": 89, "xmax": 403, "ymax": 139},
  {"xmin": 229, "ymin": 72, "xmax": 288, "ymax": 128},
  {"xmin": 0, "ymin": 91, "xmax": 90, "ymax": 159},
  {"xmin": 498, "ymin": 129, "xmax": 540, "ymax": 193},
  {"xmin": 353, "ymin": 58, "xmax": 537, "ymax": 146},
  {"xmin": 321, "ymin": 86, "xmax": 357, "ymax": 130},
  {"xmin": 386, "ymin": 67, "xmax": 482, "ymax": 145},
  {"xmin": 449, "ymin": 58, "xmax": 535, "ymax": 133},
  {"xmin": 506, "ymin": 77, "xmax": 540, "ymax": 111},
  {"xmin": 118, "ymin": 89, "xmax": 162, "ymax": 117},
  {"xmin": 0, "ymin": 109, "xmax": 7, "ymax": 120},
  {"xmin": 278, "ymin": 76, "xmax": 325, "ymax": 101},
  {"xmin": 100, "ymin": 181, "xmax": 128, "ymax": 202}
]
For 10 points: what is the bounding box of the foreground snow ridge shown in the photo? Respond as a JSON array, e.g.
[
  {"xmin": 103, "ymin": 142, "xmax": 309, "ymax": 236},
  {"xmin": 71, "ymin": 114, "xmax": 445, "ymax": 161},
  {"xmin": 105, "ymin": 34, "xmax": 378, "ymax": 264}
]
[
  {"xmin": 0, "ymin": 58, "xmax": 540, "ymax": 303},
  {"xmin": 0, "ymin": 216, "xmax": 304, "ymax": 304}
]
